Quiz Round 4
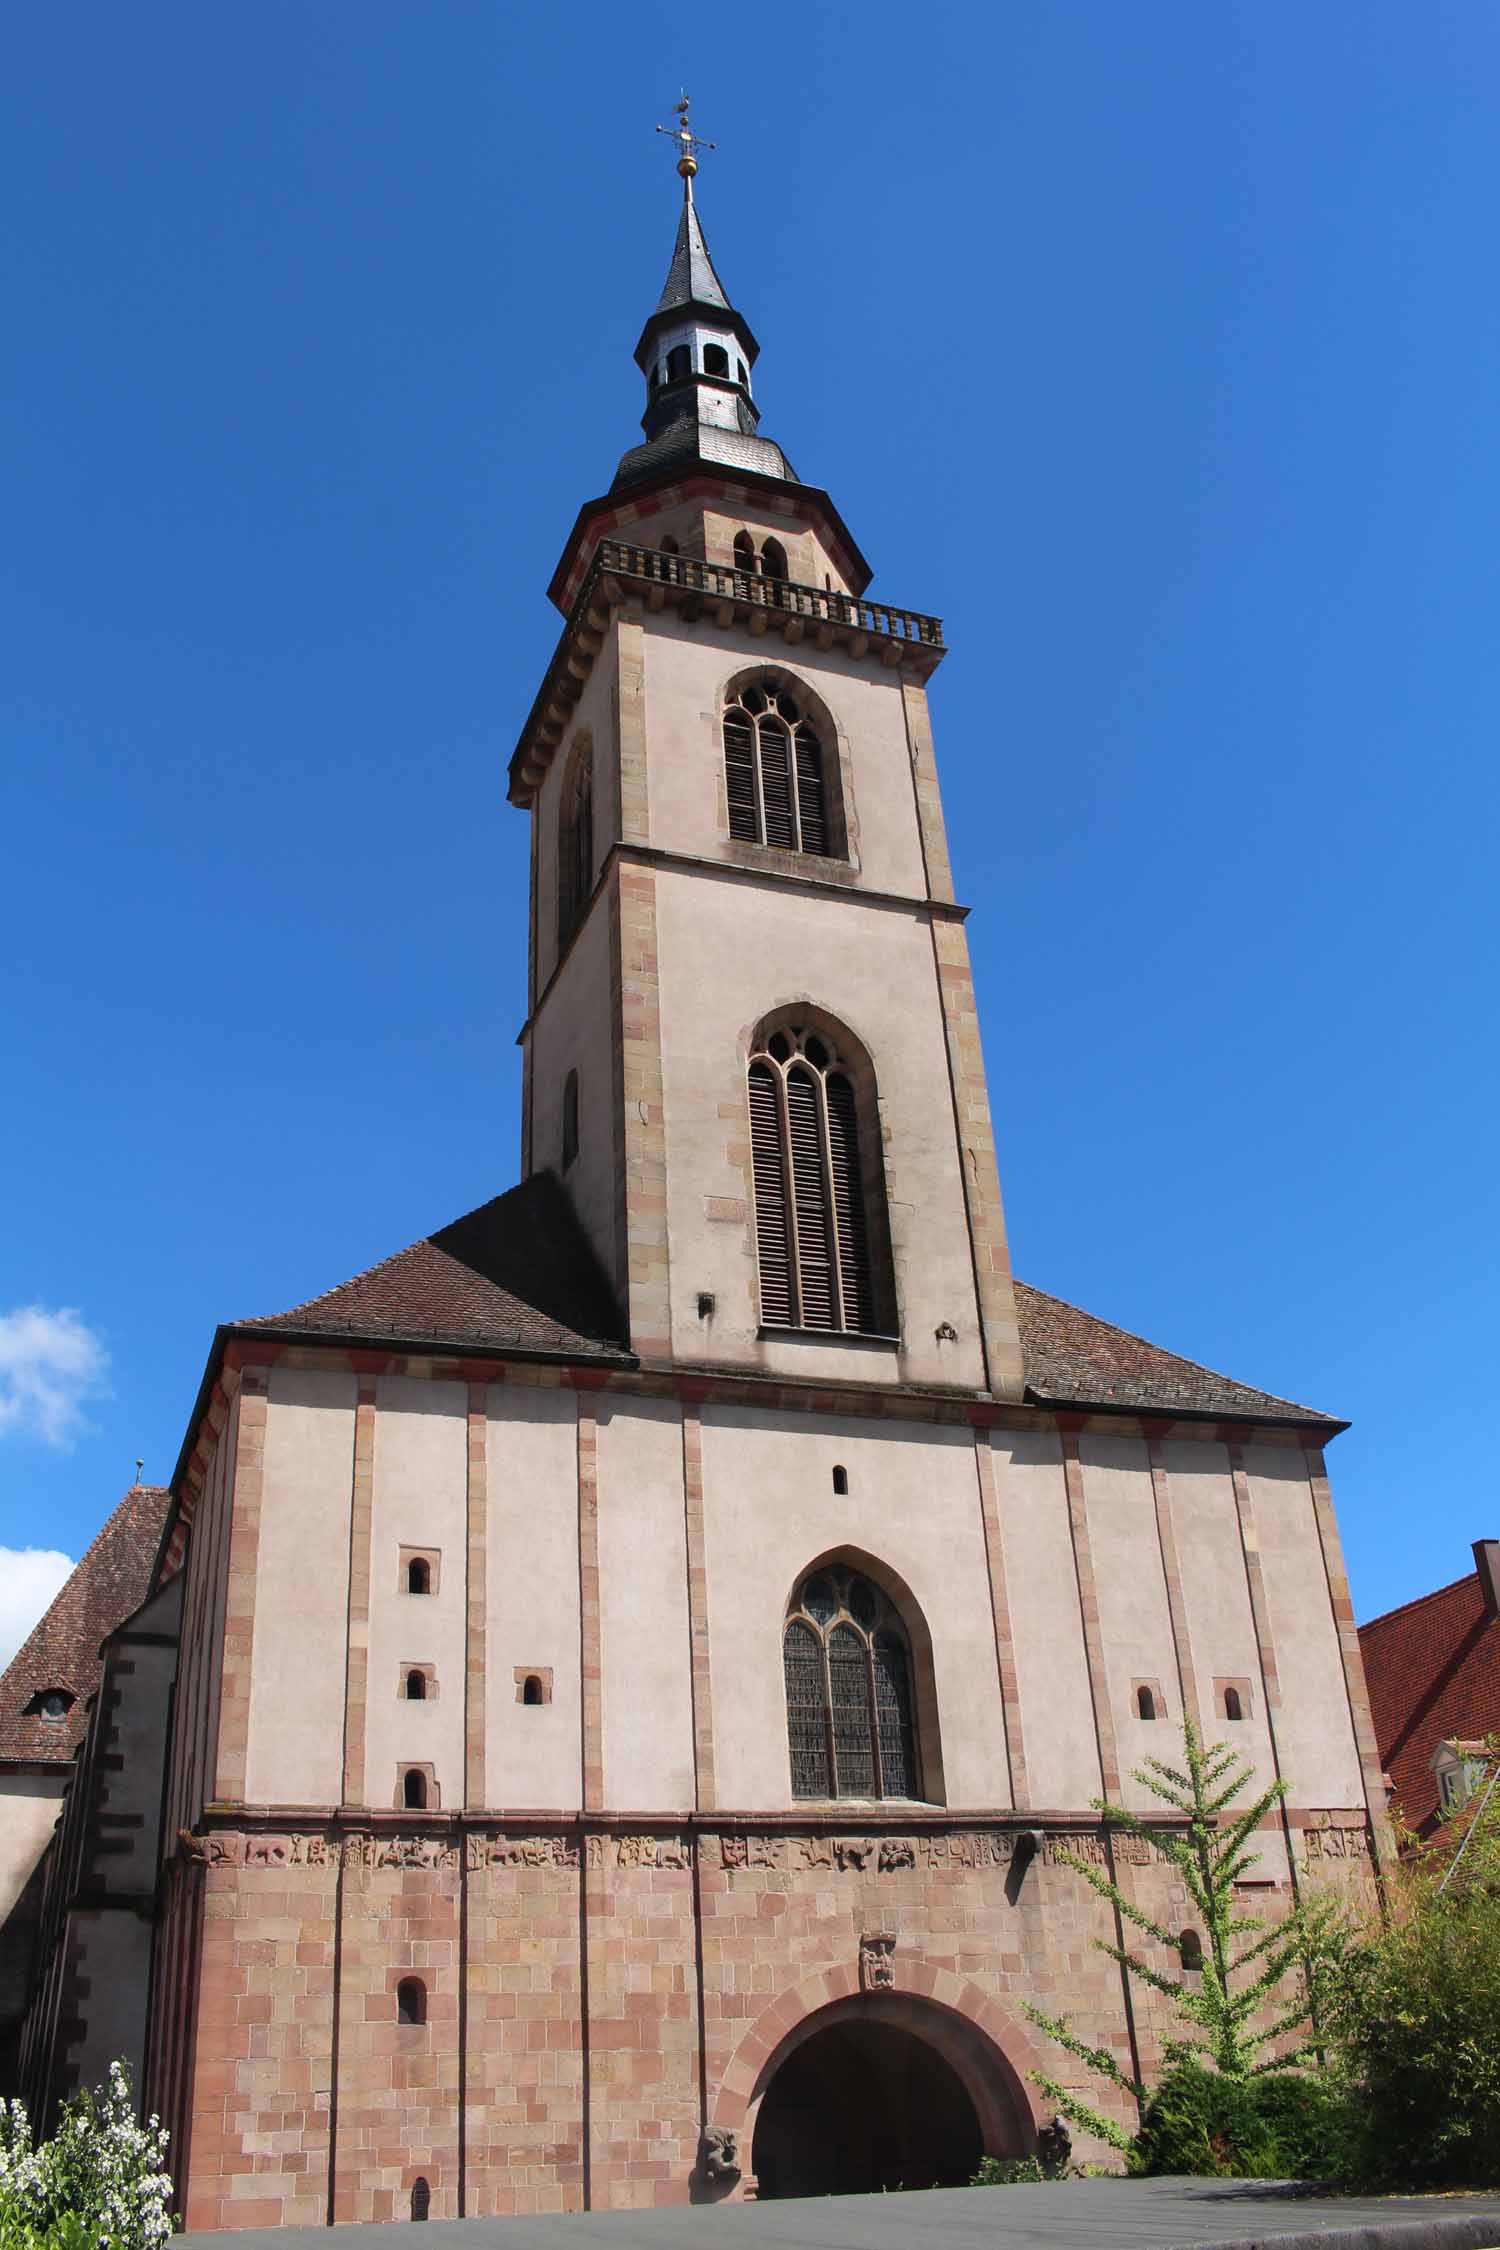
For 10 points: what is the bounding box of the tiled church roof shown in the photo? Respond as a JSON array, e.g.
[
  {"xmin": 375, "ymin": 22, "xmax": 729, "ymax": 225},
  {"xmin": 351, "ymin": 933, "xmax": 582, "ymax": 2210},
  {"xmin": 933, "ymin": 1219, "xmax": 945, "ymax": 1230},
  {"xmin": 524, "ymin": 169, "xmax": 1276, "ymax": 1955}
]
[
  {"xmin": 0, "ymin": 1483, "xmax": 171, "ymax": 1763},
  {"xmin": 245, "ymin": 1174, "xmax": 632, "ymax": 1362},
  {"xmin": 1013, "ymin": 1281, "xmax": 1338, "ymax": 1427},
  {"xmin": 245, "ymin": 1178, "xmax": 1335, "ymax": 1426},
  {"xmin": 1359, "ymin": 1570, "xmax": 1500, "ymax": 1842}
]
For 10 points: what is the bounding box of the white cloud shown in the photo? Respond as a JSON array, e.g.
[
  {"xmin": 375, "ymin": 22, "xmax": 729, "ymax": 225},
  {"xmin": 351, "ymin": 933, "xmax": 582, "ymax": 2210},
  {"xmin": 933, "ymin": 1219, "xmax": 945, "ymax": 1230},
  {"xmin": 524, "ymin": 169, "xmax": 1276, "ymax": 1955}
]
[
  {"xmin": 0, "ymin": 1547, "xmax": 76, "ymax": 1670},
  {"xmin": 0, "ymin": 1305, "xmax": 110, "ymax": 1449}
]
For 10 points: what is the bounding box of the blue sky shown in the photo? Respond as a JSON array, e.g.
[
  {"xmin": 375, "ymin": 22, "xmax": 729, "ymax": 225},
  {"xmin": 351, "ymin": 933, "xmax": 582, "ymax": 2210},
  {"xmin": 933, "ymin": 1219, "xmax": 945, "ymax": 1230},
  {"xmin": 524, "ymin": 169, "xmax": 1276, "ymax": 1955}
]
[{"xmin": 1, "ymin": 3, "xmax": 1495, "ymax": 1658}]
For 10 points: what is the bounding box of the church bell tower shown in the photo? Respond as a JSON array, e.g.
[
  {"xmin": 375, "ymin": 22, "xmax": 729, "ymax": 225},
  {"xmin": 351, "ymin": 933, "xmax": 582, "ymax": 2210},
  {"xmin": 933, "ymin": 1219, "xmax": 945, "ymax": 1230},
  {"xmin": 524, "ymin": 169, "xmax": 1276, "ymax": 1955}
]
[{"xmin": 509, "ymin": 106, "xmax": 1025, "ymax": 1402}]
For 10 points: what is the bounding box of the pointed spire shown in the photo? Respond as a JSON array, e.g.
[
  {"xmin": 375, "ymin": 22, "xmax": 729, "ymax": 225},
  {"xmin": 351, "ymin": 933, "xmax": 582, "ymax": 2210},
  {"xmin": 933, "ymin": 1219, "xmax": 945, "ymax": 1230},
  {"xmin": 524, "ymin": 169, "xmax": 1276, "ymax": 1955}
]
[{"xmin": 654, "ymin": 181, "xmax": 732, "ymax": 318}]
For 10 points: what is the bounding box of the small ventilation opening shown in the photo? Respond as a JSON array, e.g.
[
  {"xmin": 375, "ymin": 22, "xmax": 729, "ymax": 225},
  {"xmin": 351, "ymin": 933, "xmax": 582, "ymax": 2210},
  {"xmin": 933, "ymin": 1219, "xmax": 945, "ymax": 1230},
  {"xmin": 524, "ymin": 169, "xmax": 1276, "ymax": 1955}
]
[
  {"xmin": 407, "ymin": 1557, "xmax": 431, "ymax": 1596},
  {"xmin": 1179, "ymin": 1929, "xmax": 1204, "ymax": 1972},
  {"xmin": 832, "ymin": 1466, "xmax": 849, "ymax": 1495},
  {"xmin": 406, "ymin": 1670, "xmax": 426, "ymax": 1702},
  {"xmin": 396, "ymin": 1977, "xmax": 426, "ymax": 2026},
  {"xmin": 410, "ymin": 2177, "xmax": 430, "ymax": 2222},
  {"xmin": 522, "ymin": 1674, "xmax": 544, "ymax": 1707},
  {"xmin": 403, "ymin": 1768, "xmax": 428, "ymax": 1810},
  {"xmin": 1136, "ymin": 1685, "xmax": 1157, "ymax": 1721},
  {"xmin": 24, "ymin": 1689, "xmax": 74, "ymax": 1722},
  {"xmin": 1224, "ymin": 1686, "xmax": 1243, "ymax": 1722}
]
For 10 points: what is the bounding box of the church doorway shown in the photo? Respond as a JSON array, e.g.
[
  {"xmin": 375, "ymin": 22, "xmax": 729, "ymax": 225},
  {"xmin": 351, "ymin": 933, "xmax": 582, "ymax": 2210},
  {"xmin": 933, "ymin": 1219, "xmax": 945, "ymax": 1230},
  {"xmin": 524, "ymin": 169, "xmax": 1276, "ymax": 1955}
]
[{"xmin": 752, "ymin": 2014, "xmax": 984, "ymax": 2199}]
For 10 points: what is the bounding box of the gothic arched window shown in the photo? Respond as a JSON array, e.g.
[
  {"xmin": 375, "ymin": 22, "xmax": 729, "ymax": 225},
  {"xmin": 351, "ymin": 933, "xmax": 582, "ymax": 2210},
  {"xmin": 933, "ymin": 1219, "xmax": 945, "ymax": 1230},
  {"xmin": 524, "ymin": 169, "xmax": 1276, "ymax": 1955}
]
[
  {"xmin": 760, "ymin": 536, "xmax": 788, "ymax": 581},
  {"xmin": 733, "ymin": 529, "xmax": 756, "ymax": 575},
  {"xmin": 783, "ymin": 1564, "xmax": 918, "ymax": 1800},
  {"xmin": 748, "ymin": 1017, "xmax": 887, "ymax": 1334},
  {"xmin": 722, "ymin": 683, "xmax": 832, "ymax": 856},
  {"xmin": 556, "ymin": 736, "xmax": 594, "ymax": 948}
]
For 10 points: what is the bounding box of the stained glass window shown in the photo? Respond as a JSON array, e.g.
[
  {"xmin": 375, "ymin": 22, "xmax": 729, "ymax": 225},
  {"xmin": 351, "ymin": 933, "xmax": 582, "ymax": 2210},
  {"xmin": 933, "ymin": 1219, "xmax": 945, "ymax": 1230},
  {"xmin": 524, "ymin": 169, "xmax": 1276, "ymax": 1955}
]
[{"xmin": 782, "ymin": 1566, "xmax": 920, "ymax": 1802}]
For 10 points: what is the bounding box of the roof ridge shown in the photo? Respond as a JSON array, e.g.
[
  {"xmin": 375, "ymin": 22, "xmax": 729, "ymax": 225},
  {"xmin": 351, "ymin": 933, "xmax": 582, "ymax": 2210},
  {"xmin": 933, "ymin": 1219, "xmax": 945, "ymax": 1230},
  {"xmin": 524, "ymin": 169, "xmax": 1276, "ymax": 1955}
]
[
  {"xmin": 239, "ymin": 1232, "xmax": 434, "ymax": 1326},
  {"xmin": 1358, "ymin": 1568, "xmax": 1479, "ymax": 1634},
  {"xmin": 1013, "ymin": 1278, "xmax": 1328, "ymax": 1419}
]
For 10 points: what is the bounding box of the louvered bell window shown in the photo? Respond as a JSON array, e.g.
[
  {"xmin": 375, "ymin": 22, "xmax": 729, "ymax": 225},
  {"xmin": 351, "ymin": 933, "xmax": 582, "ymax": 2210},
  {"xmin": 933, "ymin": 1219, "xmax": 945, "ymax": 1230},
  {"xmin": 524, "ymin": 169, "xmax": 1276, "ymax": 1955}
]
[
  {"xmin": 748, "ymin": 1024, "xmax": 879, "ymax": 1334},
  {"xmin": 783, "ymin": 1566, "xmax": 919, "ymax": 1801},
  {"xmin": 723, "ymin": 685, "xmax": 830, "ymax": 856}
]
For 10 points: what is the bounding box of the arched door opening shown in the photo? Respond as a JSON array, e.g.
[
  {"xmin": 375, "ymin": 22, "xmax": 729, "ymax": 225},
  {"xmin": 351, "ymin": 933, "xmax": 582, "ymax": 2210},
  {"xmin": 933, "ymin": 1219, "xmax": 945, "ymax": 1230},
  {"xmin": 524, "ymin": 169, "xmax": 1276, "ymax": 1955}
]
[{"xmin": 752, "ymin": 2016, "xmax": 983, "ymax": 2199}]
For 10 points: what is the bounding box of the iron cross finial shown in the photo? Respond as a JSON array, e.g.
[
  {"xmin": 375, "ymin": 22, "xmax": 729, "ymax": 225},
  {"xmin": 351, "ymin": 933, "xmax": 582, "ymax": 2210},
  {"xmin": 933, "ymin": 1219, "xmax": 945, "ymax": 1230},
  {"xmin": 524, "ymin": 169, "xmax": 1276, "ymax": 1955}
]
[{"xmin": 655, "ymin": 93, "xmax": 715, "ymax": 184}]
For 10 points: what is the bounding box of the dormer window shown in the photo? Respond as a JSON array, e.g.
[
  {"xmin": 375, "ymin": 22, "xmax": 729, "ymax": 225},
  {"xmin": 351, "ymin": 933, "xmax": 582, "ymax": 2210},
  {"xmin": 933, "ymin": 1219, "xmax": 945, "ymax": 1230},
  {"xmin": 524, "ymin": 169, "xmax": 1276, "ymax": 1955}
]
[
  {"xmin": 1432, "ymin": 1740, "xmax": 1489, "ymax": 1816},
  {"xmin": 24, "ymin": 1689, "xmax": 74, "ymax": 1723}
]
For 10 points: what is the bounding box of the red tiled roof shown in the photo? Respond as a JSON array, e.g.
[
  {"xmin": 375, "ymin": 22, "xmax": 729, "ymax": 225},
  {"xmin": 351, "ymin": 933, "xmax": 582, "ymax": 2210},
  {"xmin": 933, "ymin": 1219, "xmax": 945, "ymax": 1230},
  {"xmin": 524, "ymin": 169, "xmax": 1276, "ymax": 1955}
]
[
  {"xmin": 242, "ymin": 1175, "xmax": 1332, "ymax": 1426},
  {"xmin": 1359, "ymin": 1570, "xmax": 1500, "ymax": 1840},
  {"xmin": 244, "ymin": 1175, "xmax": 631, "ymax": 1362},
  {"xmin": 1013, "ymin": 1282, "xmax": 1337, "ymax": 1426},
  {"xmin": 0, "ymin": 1484, "xmax": 172, "ymax": 1763}
]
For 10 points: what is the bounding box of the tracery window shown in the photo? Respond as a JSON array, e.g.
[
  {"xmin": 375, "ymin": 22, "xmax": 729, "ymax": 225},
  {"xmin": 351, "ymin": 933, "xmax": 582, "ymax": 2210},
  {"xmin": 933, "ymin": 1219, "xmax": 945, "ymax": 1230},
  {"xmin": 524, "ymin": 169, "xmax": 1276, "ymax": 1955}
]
[
  {"xmin": 748, "ymin": 1019, "xmax": 884, "ymax": 1333},
  {"xmin": 783, "ymin": 1565, "xmax": 918, "ymax": 1800},
  {"xmin": 556, "ymin": 737, "xmax": 594, "ymax": 949},
  {"xmin": 722, "ymin": 683, "xmax": 830, "ymax": 855}
]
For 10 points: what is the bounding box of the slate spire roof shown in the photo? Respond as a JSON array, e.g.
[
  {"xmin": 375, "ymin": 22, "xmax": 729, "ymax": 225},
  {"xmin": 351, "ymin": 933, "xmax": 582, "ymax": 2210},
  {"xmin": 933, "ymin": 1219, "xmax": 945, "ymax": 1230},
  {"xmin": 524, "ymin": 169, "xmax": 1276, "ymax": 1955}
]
[
  {"xmin": 241, "ymin": 1179, "xmax": 1337, "ymax": 1427},
  {"xmin": 0, "ymin": 1482, "xmax": 172, "ymax": 1763},
  {"xmin": 654, "ymin": 180, "xmax": 732, "ymax": 317}
]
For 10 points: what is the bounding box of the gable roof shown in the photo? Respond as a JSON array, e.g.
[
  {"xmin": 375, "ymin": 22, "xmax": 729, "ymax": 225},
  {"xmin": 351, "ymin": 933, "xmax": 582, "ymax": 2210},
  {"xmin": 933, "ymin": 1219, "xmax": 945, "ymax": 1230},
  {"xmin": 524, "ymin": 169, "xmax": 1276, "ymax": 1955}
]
[
  {"xmin": 1359, "ymin": 1569, "xmax": 1500, "ymax": 1841},
  {"xmin": 0, "ymin": 1483, "xmax": 172, "ymax": 1763},
  {"xmin": 244, "ymin": 1173, "xmax": 632, "ymax": 1363},
  {"xmin": 240, "ymin": 1177, "xmax": 1333, "ymax": 1426},
  {"xmin": 1013, "ymin": 1281, "xmax": 1339, "ymax": 1427}
]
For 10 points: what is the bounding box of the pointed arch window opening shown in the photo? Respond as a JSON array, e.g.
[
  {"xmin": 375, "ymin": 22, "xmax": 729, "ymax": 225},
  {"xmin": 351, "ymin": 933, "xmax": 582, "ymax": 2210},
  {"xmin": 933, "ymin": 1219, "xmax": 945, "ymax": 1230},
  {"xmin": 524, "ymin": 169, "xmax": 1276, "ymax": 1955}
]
[
  {"xmin": 783, "ymin": 1566, "xmax": 919, "ymax": 1802},
  {"xmin": 723, "ymin": 684, "xmax": 832, "ymax": 858},
  {"xmin": 748, "ymin": 1021, "xmax": 883, "ymax": 1337}
]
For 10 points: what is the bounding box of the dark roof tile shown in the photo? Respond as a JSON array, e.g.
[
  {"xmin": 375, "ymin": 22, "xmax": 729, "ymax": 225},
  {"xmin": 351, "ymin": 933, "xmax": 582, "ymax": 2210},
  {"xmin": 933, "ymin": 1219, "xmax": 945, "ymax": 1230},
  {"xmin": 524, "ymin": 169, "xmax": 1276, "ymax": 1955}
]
[{"xmin": 0, "ymin": 1484, "xmax": 171, "ymax": 1763}]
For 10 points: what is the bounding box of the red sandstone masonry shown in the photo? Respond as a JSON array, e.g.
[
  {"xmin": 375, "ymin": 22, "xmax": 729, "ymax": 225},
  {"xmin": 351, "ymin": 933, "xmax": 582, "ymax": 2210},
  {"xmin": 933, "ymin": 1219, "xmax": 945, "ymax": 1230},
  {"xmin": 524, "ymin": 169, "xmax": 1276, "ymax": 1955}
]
[
  {"xmin": 680, "ymin": 1399, "xmax": 717, "ymax": 1813},
  {"xmin": 213, "ymin": 1374, "xmax": 268, "ymax": 1804},
  {"xmin": 1144, "ymin": 1430, "xmax": 1204, "ymax": 1738},
  {"xmin": 1226, "ymin": 1438, "xmax": 1303, "ymax": 1894},
  {"xmin": 1305, "ymin": 1445, "xmax": 1394, "ymax": 1865},
  {"xmin": 465, "ymin": 1382, "xmax": 488, "ymax": 1808},
  {"xmin": 575, "ymin": 1395, "xmax": 604, "ymax": 1814},
  {"xmin": 970, "ymin": 1425, "xmax": 1028, "ymax": 1807},
  {"xmin": 342, "ymin": 1378, "xmax": 377, "ymax": 1808},
  {"xmin": 926, "ymin": 920, "xmax": 1025, "ymax": 1400}
]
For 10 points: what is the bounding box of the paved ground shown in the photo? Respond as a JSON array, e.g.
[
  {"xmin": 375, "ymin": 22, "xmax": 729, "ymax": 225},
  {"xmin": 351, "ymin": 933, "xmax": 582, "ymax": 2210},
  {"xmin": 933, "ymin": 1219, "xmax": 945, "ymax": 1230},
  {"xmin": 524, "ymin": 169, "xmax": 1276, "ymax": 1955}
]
[{"xmin": 186, "ymin": 2179, "xmax": 1500, "ymax": 2250}]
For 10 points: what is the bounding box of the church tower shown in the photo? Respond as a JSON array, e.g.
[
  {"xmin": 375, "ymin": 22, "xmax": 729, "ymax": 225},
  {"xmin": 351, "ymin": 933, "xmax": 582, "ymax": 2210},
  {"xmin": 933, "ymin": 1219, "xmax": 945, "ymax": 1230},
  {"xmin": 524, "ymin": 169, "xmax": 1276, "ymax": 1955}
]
[
  {"xmin": 511, "ymin": 123, "xmax": 1026, "ymax": 1399},
  {"xmin": 7, "ymin": 108, "xmax": 1391, "ymax": 2229}
]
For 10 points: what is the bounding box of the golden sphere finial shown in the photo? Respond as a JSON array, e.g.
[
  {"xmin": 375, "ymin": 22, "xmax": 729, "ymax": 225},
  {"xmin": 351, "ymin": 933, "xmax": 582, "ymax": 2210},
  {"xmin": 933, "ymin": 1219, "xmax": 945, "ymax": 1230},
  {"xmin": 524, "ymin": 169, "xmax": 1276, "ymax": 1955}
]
[{"xmin": 677, "ymin": 152, "xmax": 698, "ymax": 180}]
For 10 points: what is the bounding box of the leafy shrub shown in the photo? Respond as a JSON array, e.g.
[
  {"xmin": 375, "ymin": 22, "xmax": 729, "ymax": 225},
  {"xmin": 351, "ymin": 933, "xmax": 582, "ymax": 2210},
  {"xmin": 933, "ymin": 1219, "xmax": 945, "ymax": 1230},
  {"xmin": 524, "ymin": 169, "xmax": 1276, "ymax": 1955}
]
[
  {"xmin": 1130, "ymin": 2057, "xmax": 1351, "ymax": 2180},
  {"xmin": 1323, "ymin": 1802, "xmax": 1500, "ymax": 2188},
  {"xmin": 0, "ymin": 2063, "xmax": 172, "ymax": 2250},
  {"xmin": 970, "ymin": 2155, "xmax": 1047, "ymax": 2184}
]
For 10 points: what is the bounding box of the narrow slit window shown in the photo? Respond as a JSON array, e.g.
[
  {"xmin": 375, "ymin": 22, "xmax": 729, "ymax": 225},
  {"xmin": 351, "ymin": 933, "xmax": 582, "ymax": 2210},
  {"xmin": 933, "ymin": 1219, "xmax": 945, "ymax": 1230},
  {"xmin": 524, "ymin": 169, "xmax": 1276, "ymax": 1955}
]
[
  {"xmin": 1223, "ymin": 1685, "xmax": 1244, "ymax": 1722},
  {"xmin": 396, "ymin": 1977, "xmax": 426, "ymax": 2026},
  {"xmin": 407, "ymin": 1557, "xmax": 431, "ymax": 1596},
  {"xmin": 832, "ymin": 1465, "xmax": 848, "ymax": 1495},
  {"xmin": 522, "ymin": 1674, "xmax": 544, "ymax": 1706},
  {"xmin": 406, "ymin": 1670, "xmax": 427, "ymax": 1701},
  {"xmin": 1179, "ymin": 1929, "xmax": 1203, "ymax": 1972},
  {"xmin": 403, "ymin": 1768, "xmax": 428, "ymax": 1810},
  {"xmin": 1137, "ymin": 1684, "xmax": 1157, "ymax": 1721},
  {"xmin": 561, "ymin": 1069, "xmax": 579, "ymax": 1170}
]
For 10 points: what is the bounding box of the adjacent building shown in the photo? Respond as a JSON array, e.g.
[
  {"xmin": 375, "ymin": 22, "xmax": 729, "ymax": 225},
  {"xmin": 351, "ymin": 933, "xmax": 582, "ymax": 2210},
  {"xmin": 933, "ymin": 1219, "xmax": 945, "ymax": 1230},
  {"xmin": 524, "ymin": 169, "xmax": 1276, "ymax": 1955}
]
[{"xmin": 1360, "ymin": 1538, "xmax": 1500, "ymax": 1849}]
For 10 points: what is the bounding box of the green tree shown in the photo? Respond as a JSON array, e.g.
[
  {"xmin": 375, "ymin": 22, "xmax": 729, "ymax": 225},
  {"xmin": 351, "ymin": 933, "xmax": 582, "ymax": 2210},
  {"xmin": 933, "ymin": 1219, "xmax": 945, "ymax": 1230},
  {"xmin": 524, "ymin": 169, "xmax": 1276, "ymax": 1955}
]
[
  {"xmin": 1325, "ymin": 1747, "xmax": 1500, "ymax": 2186},
  {"xmin": 1023, "ymin": 1717, "xmax": 1336, "ymax": 2153}
]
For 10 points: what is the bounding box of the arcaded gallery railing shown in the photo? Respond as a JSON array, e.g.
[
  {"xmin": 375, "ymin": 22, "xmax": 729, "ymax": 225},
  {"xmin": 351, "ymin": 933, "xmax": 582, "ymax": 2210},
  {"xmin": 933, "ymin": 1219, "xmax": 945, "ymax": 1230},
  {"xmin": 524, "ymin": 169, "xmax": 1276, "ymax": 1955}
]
[
  {"xmin": 595, "ymin": 539, "xmax": 946, "ymax": 651},
  {"xmin": 510, "ymin": 540, "xmax": 945, "ymax": 802}
]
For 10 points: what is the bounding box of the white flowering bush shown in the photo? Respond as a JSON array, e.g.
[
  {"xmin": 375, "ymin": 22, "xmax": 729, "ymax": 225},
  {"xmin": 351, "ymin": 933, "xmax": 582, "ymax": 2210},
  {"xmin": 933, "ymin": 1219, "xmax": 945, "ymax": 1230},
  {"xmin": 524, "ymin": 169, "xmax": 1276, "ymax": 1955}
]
[{"xmin": 0, "ymin": 2063, "xmax": 172, "ymax": 2250}]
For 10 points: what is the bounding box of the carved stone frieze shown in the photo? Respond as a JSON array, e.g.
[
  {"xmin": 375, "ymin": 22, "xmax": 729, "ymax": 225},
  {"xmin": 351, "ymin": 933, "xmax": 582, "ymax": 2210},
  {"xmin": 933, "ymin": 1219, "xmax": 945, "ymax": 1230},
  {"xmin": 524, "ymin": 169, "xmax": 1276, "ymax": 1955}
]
[
  {"xmin": 466, "ymin": 1833, "xmax": 579, "ymax": 1871},
  {"xmin": 859, "ymin": 1934, "xmax": 896, "ymax": 1991},
  {"xmin": 1301, "ymin": 1817, "xmax": 1371, "ymax": 1865}
]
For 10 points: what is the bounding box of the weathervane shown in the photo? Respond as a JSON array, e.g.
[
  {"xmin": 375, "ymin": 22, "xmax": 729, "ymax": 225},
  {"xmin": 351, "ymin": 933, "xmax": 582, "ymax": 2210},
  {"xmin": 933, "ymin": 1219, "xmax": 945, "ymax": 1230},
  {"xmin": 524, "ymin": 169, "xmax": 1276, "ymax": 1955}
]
[{"xmin": 655, "ymin": 94, "xmax": 715, "ymax": 186}]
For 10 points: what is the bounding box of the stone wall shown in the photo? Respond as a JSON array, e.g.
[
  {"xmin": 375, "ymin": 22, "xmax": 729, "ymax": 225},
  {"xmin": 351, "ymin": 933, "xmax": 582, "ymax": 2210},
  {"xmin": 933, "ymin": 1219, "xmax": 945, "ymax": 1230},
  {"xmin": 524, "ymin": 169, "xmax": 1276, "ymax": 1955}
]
[{"xmin": 157, "ymin": 1806, "xmax": 1377, "ymax": 2227}]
